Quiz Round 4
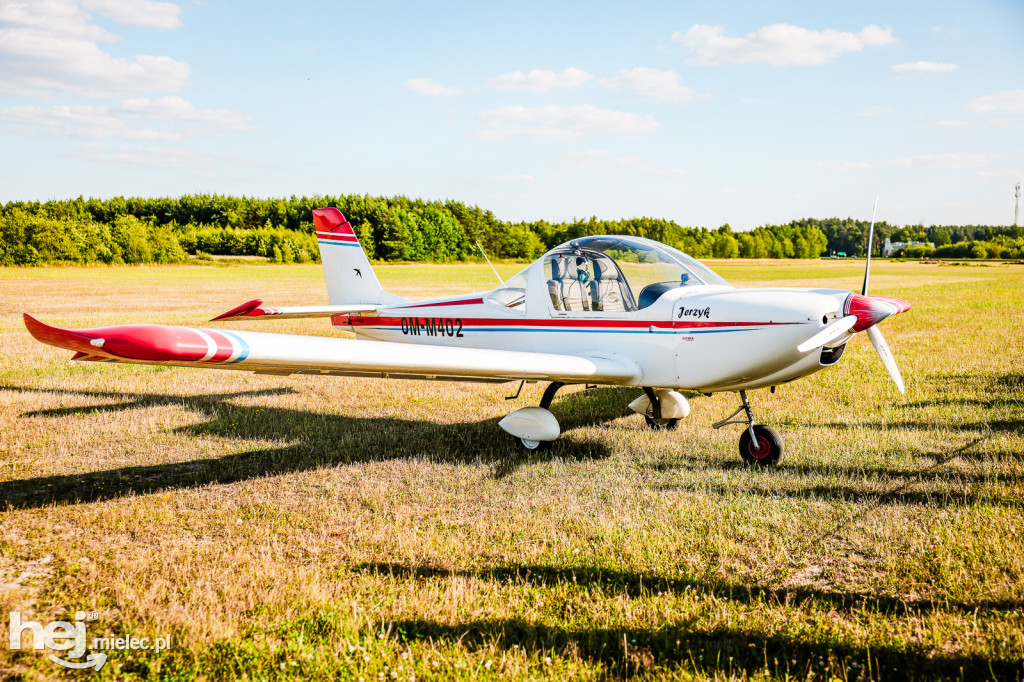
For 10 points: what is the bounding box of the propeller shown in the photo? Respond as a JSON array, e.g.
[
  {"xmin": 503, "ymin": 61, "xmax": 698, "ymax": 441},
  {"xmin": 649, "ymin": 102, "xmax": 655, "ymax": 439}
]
[
  {"xmin": 862, "ymin": 196, "xmax": 878, "ymax": 296},
  {"xmin": 867, "ymin": 324, "xmax": 905, "ymax": 393},
  {"xmin": 860, "ymin": 197, "xmax": 907, "ymax": 394},
  {"xmin": 796, "ymin": 197, "xmax": 909, "ymax": 393}
]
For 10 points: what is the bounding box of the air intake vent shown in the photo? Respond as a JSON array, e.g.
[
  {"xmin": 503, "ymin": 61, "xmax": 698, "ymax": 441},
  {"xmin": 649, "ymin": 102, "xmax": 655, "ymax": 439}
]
[{"xmin": 819, "ymin": 343, "xmax": 847, "ymax": 366}]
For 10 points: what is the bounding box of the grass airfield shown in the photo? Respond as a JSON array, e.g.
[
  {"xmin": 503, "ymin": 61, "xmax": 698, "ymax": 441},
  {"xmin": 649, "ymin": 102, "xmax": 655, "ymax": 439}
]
[{"xmin": 1, "ymin": 259, "xmax": 1022, "ymax": 680}]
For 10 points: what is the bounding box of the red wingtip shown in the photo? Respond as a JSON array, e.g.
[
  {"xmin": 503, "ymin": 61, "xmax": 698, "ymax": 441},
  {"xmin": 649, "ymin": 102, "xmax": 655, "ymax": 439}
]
[
  {"xmin": 24, "ymin": 314, "xmax": 106, "ymax": 356},
  {"xmin": 211, "ymin": 299, "xmax": 263, "ymax": 321},
  {"xmin": 312, "ymin": 207, "xmax": 351, "ymax": 233},
  {"xmin": 26, "ymin": 315, "xmax": 239, "ymax": 363}
]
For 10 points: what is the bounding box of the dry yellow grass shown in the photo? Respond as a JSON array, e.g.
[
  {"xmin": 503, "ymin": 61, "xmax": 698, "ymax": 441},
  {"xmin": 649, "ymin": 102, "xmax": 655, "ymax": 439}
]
[{"xmin": 1, "ymin": 259, "xmax": 1022, "ymax": 680}]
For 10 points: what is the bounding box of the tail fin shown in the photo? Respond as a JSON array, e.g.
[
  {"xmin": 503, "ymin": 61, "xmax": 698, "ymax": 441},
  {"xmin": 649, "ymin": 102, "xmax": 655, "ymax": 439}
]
[{"xmin": 313, "ymin": 208, "xmax": 394, "ymax": 305}]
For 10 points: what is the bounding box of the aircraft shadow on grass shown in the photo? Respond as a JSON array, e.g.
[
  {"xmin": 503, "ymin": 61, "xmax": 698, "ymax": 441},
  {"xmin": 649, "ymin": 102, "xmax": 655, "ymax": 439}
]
[
  {"xmin": 890, "ymin": 372, "xmax": 1024, "ymax": 422},
  {"xmin": 4, "ymin": 379, "xmax": 1019, "ymax": 510},
  {"xmin": 338, "ymin": 562, "xmax": 1019, "ymax": 679},
  {"xmin": 1, "ymin": 384, "xmax": 636, "ymax": 510},
  {"xmin": 379, "ymin": 614, "xmax": 1019, "ymax": 680},
  {"xmin": 654, "ymin": 450, "xmax": 1023, "ymax": 508}
]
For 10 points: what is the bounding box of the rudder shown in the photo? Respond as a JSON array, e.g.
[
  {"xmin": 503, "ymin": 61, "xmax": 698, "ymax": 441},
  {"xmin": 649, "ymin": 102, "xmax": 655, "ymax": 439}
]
[{"xmin": 313, "ymin": 208, "xmax": 390, "ymax": 305}]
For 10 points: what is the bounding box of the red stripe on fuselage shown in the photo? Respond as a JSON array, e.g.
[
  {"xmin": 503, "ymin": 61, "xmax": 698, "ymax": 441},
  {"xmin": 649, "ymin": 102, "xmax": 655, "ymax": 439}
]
[
  {"xmin": 392, "ymin": 298, "xmax": 485, "ymax": 310},
  {"xmin": 343, "ymin": 316, "xmax": 799, "ymax": 330}
]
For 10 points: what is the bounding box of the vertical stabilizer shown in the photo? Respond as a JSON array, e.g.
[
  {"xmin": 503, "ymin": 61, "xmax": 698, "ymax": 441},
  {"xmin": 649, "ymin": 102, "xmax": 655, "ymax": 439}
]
[{"xmin": 313, "ymin": 208, "xmax": 387, "ymax": 304}]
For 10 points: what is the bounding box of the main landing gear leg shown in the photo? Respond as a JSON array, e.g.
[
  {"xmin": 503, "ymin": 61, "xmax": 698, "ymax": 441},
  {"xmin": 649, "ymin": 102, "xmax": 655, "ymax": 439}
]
[
  {"xmin": 712, "ymin": 390, "xmax": 784, "ymax": 466},
  {"xmin": 540, "ymin": 381, "xmax": 565, "ymax": 410}
]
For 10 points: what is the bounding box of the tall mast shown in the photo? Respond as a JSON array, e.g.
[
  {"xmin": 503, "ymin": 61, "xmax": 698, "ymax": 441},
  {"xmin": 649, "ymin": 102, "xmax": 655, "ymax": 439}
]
[{"xmin": 1016, "ymin": 182, "xmax": 1021, "ymax": 226}]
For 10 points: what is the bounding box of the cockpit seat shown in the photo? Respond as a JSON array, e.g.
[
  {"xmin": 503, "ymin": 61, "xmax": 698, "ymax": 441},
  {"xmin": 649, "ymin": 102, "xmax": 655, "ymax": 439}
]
[
  {"xmin": 590, "ymin": 258, "xmax": 635, "ymax": 312},
  {"xmin": 549, "ymin": 257, "xmax": 590, "ymax": 311},
  {"xmin": 548, "ymin": 258, "xmax": 567, "ymax": 310}
]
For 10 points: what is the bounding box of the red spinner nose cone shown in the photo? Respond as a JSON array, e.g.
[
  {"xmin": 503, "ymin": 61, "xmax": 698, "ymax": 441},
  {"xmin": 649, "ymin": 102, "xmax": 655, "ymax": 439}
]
[{"xmin": 845, "ymin": 294, "xmax": 911, "ymax": 332}]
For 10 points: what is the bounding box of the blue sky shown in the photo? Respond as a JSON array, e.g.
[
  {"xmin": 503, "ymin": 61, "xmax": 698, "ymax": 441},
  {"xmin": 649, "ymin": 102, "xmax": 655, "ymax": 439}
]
[{"xmin": 1, "ymin": 0, "xmax": 1022, "ymax": 229}]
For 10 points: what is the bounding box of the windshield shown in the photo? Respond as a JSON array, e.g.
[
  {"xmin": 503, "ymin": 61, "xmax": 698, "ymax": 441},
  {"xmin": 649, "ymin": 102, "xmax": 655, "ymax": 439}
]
[
  {"xmin": 484, "ymin": 266, "xmax": 528, "ymax": 310},
  {"xmin": 555, "ymin": 236, "xmax": 730, "ymax": 309}
]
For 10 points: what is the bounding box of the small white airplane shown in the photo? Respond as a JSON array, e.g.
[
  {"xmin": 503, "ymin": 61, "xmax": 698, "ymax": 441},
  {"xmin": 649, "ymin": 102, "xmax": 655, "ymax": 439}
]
[{"xmin": 24, "ymin": 204, "xmax": 909, "ymax": 465}]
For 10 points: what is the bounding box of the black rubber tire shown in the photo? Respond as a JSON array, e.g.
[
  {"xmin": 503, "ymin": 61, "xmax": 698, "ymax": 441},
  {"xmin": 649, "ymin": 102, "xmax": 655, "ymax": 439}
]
[
  {"xmin": 516, "ymin": 437, "xmax": 551, "ymax": 452},
  {"xmin": 644, "ymin": 415, "xmax": 680, "ymax": 430},
  {"xmin": 738, "ymin": 424, "xmax": 783, "ymax": 466}
]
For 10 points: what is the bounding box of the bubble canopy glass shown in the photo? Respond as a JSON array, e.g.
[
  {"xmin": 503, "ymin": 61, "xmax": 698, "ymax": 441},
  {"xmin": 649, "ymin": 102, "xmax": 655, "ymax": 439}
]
[
  {"xmin": 486, "ymin": 235, "xmax": 731, "ymax": 312},
  {"xmin": 561, "ymin": 235, "xmax": 731, "ymax": 288}
]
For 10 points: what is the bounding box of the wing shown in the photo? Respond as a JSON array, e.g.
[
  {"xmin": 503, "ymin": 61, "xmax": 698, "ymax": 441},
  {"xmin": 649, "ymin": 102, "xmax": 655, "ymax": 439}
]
[{"xmin": 24, "ymin": 315, "xmax": 642, "ymax": 385}]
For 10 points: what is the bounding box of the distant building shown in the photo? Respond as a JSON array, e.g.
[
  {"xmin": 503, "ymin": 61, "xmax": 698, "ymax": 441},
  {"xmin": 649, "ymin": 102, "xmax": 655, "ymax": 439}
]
[{"xmin": 883, "ymin": 237, "xmax": 934, "ymax": 257}]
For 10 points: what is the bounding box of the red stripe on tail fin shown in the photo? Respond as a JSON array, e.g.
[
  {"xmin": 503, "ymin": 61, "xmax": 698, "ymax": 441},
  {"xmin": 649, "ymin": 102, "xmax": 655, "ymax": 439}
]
[{"xmin": 312, "ymin": 207, "xmax": 356, "ymax": 236}]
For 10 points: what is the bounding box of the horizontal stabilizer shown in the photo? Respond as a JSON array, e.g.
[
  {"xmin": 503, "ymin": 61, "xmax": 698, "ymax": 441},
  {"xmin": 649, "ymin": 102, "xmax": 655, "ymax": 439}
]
[{"xmin": 211, "ymin": 299, "xmax": 379, "ymax": 321}]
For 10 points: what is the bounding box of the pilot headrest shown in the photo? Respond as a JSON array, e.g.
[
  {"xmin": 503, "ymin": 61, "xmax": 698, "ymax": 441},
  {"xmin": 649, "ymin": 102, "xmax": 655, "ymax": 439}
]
[
  {"xmin": 593, "ymin": 258, "xmax": 617, "ymax": 280},
  {"xmin": 551, "ymin": 258, "xmax": 570, "ymax": 278}
]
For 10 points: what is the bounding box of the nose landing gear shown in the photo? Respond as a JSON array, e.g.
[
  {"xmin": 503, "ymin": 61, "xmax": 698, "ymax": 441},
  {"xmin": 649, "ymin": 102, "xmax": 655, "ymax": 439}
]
[{"xmin": 712, "ymin": 390, "xmax": 784, "ymax": 466}]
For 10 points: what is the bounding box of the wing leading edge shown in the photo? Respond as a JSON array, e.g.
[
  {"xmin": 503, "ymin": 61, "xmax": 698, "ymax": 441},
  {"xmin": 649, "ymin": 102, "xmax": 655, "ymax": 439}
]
[{"xmin": 23, "ymin": 315, "xmax": 642, "ymax": 385}]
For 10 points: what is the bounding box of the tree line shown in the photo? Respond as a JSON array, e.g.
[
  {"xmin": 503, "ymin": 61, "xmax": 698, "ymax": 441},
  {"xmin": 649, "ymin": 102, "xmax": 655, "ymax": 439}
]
[{"xmin": 1, "ymin": 194, "xmax": 1021, "ymax": 266}]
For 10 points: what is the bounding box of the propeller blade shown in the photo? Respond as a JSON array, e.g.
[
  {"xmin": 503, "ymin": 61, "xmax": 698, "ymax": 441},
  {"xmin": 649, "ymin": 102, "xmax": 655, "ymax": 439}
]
[
  {"xmin": 797, "ymin": 315, "xmax": 857, "ymax": 353},
  {"xmin": 862, "ymin": 196, "xmax": 879, "ymax": 296},
  {"xmin": 866, "ymin": 324, "xmax": 905, "ymax": 394}
]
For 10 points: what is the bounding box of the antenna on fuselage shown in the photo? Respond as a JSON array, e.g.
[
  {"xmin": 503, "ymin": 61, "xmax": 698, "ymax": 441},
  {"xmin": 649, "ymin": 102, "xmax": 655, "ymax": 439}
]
[
  {"xmin": 476, "ymin": 241, "xmax": 505, "ymax": 285},
  {"xmin": 861, "ymin": 196, "xmax": 879, "ymax": 296}
]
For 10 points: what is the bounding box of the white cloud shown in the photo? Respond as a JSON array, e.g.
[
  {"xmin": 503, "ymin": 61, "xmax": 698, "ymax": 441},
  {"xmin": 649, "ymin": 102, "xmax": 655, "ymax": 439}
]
[
  {"xmin": 562, "ymin": 150, "xmax": 686, "ymax": 177},
  {"xmin": 891, "ymin": 61, "xmax": 958, "ymax": 73},
  {"xmin": 674, "ymin": 23, "xmax": 896, "ymax": 66},
  {"xmin": 0, "ymin": 98, "xmax": 251, "ymax": 140},
  {"xmin": 404, "ymin": 78, "xmax": 464, "ymax": 96},
  {"xmin": 599, "ymin": 68, "xmax": 705, "ymax": 103},
  {"xmin": 0, "ymin": 0, "xmax": 189, "ymax": 97},
  {"xmin": 0, "ymin": 104, "xmax": 178, "ymax": 140},
  {"xmin": 0, "ymin": 0, "xmax": 114, "ymax": 40},
  {"xmin": 923, "ymin": 120, "xmax": 972, "ymax": 128},
  {"xmin": 477, "ymin": 105, "xmax": 658, "ymax": 143},
  {"xmin": 900, "ymin": 153, "xmax": 989, "ymax": 170},
  {"xmin": 408, "ymin": 68, "xmax": 591, "ymax": 96},
  {"xmin": 484, "ymin": 68, "xmax": 592, "ymax": 92},
  {"xmin": 977, "ymin": 168, "xmax": 1023, "ymax": 182},
  {"xmin": 119, "ymin": 97, "xmax": 252, "ymax": 132},
  {"xmin": 968, "ymin": 89, "xmax": 1024, "ymax": 113},
  {"xmin": 81, "ymin": 0, "xmax": 182, "ymax": 29},
  {"xmin": 816, "ymin": 153, "xmax": 989, "ymax": 171},
  {"xmin": 985, "ymin": 118, "xmax": 1024, "ymax": 129},
  {"xmin": 90, "ymin": 146, "xmax": 216, "ymax": 170}
]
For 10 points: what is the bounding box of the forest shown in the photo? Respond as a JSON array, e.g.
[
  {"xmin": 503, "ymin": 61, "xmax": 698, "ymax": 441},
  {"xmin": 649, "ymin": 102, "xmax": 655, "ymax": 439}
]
[{"xmin": 1, "ymin": 194, "xmax": 1021, "ymax": 266}]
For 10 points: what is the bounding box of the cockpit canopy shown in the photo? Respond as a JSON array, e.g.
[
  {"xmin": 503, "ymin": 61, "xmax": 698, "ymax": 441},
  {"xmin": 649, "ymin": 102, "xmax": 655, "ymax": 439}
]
[{"xmin": 485, "ymin": 235, "xmax": 732, "ymax": 313}]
